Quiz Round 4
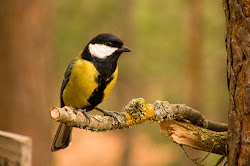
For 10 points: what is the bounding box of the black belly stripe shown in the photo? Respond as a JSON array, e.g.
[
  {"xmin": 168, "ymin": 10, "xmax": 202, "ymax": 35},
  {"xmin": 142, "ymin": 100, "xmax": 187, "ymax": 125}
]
[{"xmin": 85, "ymin": 75, "xmax": 114, "ymax": 111}]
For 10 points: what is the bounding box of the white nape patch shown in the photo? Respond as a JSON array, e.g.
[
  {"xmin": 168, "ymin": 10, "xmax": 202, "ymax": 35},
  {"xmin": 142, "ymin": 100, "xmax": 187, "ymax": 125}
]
[{"xmin": 89, "ymin": 43, "xmax": 118, "ymax": 59}]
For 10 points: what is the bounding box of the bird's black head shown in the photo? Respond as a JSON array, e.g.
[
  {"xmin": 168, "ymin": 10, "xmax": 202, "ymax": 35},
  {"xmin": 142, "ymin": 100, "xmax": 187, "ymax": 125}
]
[
  {"xmin": 81, "ymin": 33, "xmax": 131, "ymax": 78},
  {"xmin": 82, "ymin": 33, "xmax": 131, "ymax": 60},
  {"xmin": 90, "ymin": 33, "xmax": 123, "ymax": 48}
]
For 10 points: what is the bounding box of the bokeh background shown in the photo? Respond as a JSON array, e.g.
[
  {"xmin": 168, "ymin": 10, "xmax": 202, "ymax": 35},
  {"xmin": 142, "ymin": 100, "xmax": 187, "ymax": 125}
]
[{"xmin": 0, "ymin": 0, "xmax": 228, "ymax": 165}]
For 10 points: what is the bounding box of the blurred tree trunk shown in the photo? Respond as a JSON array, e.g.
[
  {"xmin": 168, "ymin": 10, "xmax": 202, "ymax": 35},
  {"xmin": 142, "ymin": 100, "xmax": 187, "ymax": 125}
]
[
  {"xmin": 222, "ymin": 0, "xmax": 250, "ymax": 165},
  {"xmin": 185, "ymin": 0, "xmax": 203, "ymax": 110},
  {"xmin": 0, "ymin": 1, "xmax": 53, "ymax": 166}
]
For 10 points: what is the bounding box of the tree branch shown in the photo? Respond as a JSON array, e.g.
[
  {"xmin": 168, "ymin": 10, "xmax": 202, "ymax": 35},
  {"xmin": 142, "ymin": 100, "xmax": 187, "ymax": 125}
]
[{"xmin": 50, "ymin": 98, "xmax": 228, "ymax": 155}]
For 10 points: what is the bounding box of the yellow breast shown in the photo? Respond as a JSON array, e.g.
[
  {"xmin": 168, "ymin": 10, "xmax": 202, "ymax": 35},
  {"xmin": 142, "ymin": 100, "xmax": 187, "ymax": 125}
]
[
  {"xmin": 62, "ymin": 57, "xmax": 118, "ymax": 109},
  {"xmin": 62, "ymin": 58, "xmax": 99, "ymax": 108},
  {"xmin": 103, "ymin": 66, "xmax": 118, "ymax": 101}
]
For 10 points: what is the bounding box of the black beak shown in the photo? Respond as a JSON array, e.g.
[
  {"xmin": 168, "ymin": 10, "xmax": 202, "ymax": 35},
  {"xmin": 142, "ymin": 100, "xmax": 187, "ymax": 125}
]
[{"xmin": 119, "ymin": 46, "xmax": 131, "ymax": 53}]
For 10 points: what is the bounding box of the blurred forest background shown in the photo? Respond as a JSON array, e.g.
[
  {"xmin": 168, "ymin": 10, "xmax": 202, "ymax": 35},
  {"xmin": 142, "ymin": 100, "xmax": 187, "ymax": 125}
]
[{"xmin": 0, "ymin": 0, "xmax": 228, "ymax": 166}]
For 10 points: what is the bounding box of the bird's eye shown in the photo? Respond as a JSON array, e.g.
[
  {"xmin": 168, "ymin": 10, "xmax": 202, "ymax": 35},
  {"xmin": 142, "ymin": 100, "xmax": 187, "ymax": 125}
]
[{"xmin": 107, "ymin": 42, "xmax": 112, "ymax": 46}]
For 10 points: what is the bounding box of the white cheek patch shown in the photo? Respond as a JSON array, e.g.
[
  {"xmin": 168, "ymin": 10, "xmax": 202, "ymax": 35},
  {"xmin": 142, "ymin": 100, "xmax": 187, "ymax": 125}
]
[{"xmin": 89, "ymin": 43, "xmax": 118, "ymax": 59}]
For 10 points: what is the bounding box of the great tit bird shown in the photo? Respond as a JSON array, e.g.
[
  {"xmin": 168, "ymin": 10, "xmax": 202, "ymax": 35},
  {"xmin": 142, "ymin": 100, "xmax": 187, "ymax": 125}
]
[{"xmin": 51, "ymin": 33, "xmax": 131, "ymax": 152}]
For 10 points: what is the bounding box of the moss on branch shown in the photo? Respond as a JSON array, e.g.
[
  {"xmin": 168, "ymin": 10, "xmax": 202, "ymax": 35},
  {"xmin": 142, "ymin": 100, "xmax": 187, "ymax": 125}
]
[{"xmin": 50, "ymin": 98, "xmax": 228, "ymax": 155}]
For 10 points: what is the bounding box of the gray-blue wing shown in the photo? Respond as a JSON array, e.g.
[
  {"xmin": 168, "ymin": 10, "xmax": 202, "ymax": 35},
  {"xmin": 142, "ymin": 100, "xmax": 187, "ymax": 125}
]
[
  {"xmin": 60, "ymin": 59, "xmax": 77, "ymax": 107},
  {"xmin": 51, "ymin": 59, "xmax": 77, "ymax": 152}
]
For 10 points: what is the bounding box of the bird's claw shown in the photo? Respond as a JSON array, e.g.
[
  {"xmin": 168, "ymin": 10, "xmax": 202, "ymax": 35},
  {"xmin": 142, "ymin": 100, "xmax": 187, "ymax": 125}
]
[
  {"xmin": 103, "ymin": 111, "xmax": 121, "ymax": 122},
  {"xmin": 79, "ymin": 109, "xmax": 91, "ymax": 124},
  {"xmin": 95, "ymin": 107, "xmax": 121, "ymax": 123}
]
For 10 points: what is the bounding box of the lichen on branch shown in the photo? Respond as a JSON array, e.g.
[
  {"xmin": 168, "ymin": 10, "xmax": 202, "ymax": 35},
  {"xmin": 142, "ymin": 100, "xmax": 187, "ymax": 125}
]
[
  {"xmin": 123, "ymin": 98, "xmax": 155, "ymax": 127},
  {"xmin": 50, "ymin": 98, "xmax": 228, "ymax": 154},
  {"xmin": 50, "ymin": 98, "xmax": 156, "ymax": 131},
  {"xmin": 50, "ymin": 98, "xmax": 227, "ymax": 132}
]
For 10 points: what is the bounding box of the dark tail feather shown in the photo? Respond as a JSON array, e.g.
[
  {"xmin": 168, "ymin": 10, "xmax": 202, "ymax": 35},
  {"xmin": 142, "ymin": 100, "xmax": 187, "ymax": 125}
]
[{"xmin": 51, "ymin": 123, "xmax": 73, "ymax": 152}]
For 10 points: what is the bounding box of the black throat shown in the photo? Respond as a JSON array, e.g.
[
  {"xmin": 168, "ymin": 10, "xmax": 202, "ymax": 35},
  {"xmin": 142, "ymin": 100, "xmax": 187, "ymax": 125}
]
[
  {"xmin": 81, "ymin": 46, "xmax": 120, "ymax": 79},
  {"xmin": 80, "ymin": 47, "xmax": 120, "ymax": 111}
]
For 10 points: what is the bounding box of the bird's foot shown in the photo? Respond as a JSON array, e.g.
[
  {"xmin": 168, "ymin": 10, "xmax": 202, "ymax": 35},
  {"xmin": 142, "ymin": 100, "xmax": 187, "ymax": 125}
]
[
  {"xmin": 78, "ymin": 109, "xmax": 91, "ymax": 124},
  {"xmin": 95, "ymin": 107, "xmax": 121, "ymax": 123}
]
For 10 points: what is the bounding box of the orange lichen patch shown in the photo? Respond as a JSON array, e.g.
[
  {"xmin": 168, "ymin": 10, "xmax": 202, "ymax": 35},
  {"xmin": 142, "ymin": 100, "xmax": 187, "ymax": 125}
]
[
  {"xmin": 125, "ymin": 113, "xmax": 135, "ymax": 127},
  {"xmin": 144, "ymin": 104, "xmax": 155, "ymax": 124},
  {"xmin": 136, "ymin": 98, "xmax": 145, "ymax": 103},
  {"xmin": 125, "ymin": 101, "xmax": 155, "ymax": 127},
  {"xmin": 174, "ymin": 113, "xmax": 185, "ymax": 121}
]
